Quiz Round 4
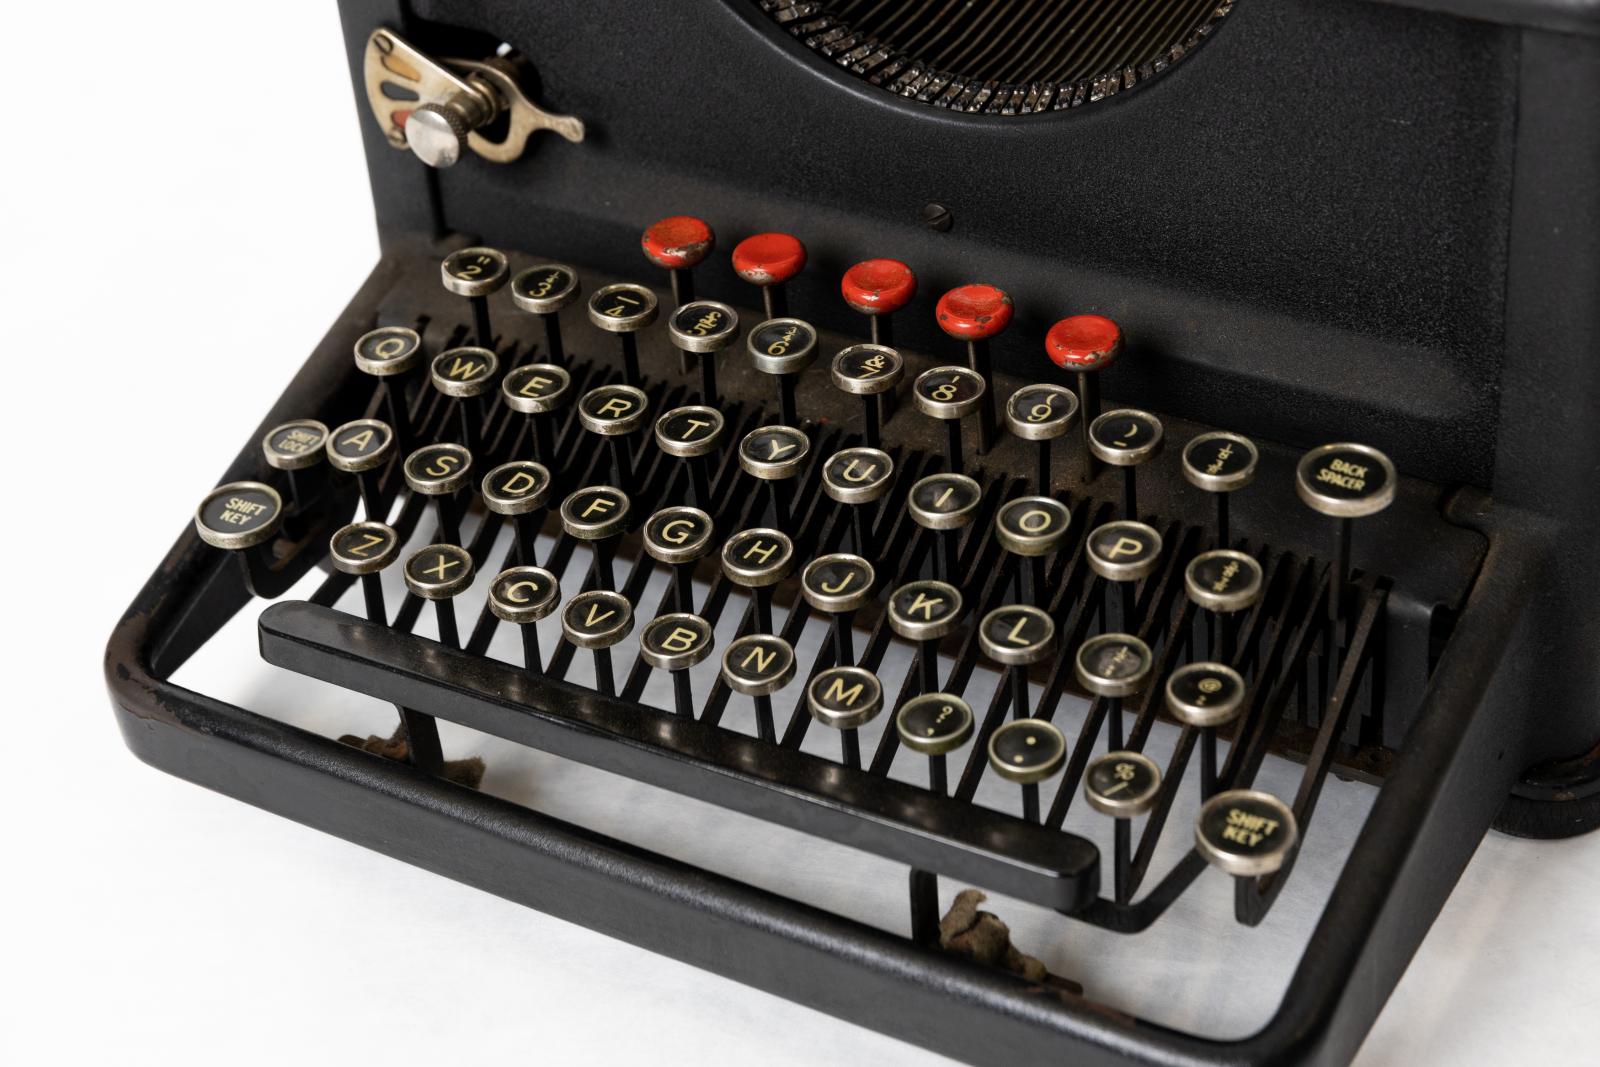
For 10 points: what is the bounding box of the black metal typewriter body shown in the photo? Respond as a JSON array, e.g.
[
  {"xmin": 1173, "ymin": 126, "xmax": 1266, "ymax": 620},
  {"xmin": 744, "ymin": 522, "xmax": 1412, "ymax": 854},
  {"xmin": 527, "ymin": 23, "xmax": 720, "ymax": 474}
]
[{"xmin": 107, "ymin": 1, "xmax": 1600, "ymax": 1063}]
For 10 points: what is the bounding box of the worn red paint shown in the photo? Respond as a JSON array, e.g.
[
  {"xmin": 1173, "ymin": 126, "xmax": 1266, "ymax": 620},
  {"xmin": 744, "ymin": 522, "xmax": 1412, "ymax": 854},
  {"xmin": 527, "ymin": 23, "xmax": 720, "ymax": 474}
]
[
  {"xmin": 841, "ymin": 258, "xmax": 917, "ymax": 315},
  {"xmin": 1045, "ymin": 314, "xmax": 1123, "ymax": 371},
  {"xmin": 641, "ymin": 215, "xmax": 715, "ymax": 269},
  {"xmin": 936, "ymin": 284, "xmax": 1013, "ymax": 341},
  {"xmin": 732, "ymin": 232, "xmax": 807, "ymax": 286}
]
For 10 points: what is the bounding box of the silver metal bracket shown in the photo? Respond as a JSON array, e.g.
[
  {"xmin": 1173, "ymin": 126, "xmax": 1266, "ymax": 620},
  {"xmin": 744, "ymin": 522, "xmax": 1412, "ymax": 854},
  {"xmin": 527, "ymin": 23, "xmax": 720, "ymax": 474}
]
[{"xmin": 364, "ymin": 28, "xmax": 585, "ymax": 169}]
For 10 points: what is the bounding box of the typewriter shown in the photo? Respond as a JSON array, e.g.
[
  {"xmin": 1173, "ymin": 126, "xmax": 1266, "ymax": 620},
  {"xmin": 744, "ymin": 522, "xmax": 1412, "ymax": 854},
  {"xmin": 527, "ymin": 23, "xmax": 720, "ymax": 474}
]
[{"xmin": 107, "ymin": 1, "xmax": 1600, "ymax": 1063}]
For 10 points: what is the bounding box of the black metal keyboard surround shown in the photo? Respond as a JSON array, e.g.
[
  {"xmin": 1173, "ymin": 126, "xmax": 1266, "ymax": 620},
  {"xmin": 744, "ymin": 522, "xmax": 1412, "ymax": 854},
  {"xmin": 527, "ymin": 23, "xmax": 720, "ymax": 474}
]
[{"xmin": 110, "ymin": 246, "xmax": 1528, "ymax": 1066}]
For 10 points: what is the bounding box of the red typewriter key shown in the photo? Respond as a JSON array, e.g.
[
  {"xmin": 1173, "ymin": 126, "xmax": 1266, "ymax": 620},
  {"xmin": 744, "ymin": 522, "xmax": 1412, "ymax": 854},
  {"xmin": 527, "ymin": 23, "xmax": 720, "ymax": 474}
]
[
  {"xmin": 641, "ymin": 215, "xmax": 715, "ymax": 306},
  {"xmin": 842, "ymin": 258, "xmax": 916, "ymax": 346},
  {"xmin": 1046, "ymin": 314, "xmax": 1123, "ymax": 480},
  {"xmin": 733, "ymin": 232, "xmax": 807, "ymax": 319},
  {"xmin": 936, "ymin": 284, "xmax": 1012, "ymax": 451}
]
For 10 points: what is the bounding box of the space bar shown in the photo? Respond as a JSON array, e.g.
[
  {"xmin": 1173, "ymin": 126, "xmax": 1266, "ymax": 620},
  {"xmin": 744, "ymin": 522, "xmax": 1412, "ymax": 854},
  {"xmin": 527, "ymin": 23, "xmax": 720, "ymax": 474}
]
[{"xmin": 258, "ymin": 601, "xmax": 1101, "ymax": 911}]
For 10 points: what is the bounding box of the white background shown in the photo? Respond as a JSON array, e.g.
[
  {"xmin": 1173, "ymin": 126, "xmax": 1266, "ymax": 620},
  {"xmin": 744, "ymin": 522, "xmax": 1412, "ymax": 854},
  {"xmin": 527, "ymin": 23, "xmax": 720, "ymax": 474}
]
[{"xmin": 4, "ymin": 4, "xmax": 1597, "ymax": 1065}]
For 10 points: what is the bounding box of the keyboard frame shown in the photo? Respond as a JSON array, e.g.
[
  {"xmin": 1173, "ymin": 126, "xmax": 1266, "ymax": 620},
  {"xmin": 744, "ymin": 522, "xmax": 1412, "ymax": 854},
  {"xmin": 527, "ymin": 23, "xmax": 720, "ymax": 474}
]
[{"xmin": 107, "ymin": 249, "xmax": 1539, "ymax": 1066}]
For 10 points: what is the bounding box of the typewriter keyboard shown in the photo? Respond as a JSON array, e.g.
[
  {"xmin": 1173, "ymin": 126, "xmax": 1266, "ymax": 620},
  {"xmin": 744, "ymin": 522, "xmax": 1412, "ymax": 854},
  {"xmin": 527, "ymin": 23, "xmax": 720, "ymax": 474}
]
[{"xmin": 180, "ymin": 216, "xmax": 1486, "ymax": 1031}]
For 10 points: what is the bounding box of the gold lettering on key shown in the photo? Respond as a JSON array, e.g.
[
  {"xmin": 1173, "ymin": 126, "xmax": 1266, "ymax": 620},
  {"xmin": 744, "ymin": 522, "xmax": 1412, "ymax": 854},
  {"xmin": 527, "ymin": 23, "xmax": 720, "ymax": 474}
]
[
  {"xmin": 1018, "ymin": 509, "xmax": 1053, "ymax": 533},
  {"xmin": 518, "ymin": 375, "xmax": 554, "ymax": 397},
  {"xmin": 583, "ymin": 603, "xmax": 616, "ymax": 627},
  {"xmin": 1004, "ymin": 616, "xmax": 1030, "ymax": 645},
  {"xmin": 818, "ymin": 570, "xmax": 857, "ymax": 594},
  {"xmin": 506, "ymin": 580, "xmax": 541, "ymax": 604},
  {"xmin": 1317, "ymin": 458, "xmax": 1368, "ymax": 492},
  {"xmin": 741, "ymin": 540, "xmax": 778, "ymax": 564},
  {"xmin": 841, "ymin": 459, "xmax": 879, "ymax": 483},
  {"xmin": 823, "ymin": 677, "xmax": 864, "ymax": 706},
  {"xmin": 598, "ymin": 397, "xmax": 634, "ymax": 418},
  {"xmin": 661, "ymin": 627, "xmax": 699, "ymax": 653},
  {"xmin": 374, "ymin": 336, "xmax": 407, "ymax": 359},
  {"xmin": 740, "ymin": 646, "xmax": 776, "ymax": 673},
  {"xmin": 500, "ymin": 471, "xmax": 538, "ymax": 495},
  {"xmin": 447, "ymin": 356, "xmax": 484, "ymax": 379},
  {"xmin": 932, "ymin": 487, "xmax": 955, "ymax": 509},
  {"xmin": 1107, "ymin": 536, "xmax": 1144, "ymax": 559},
  {"xmin": 424, "ymin": 454, "xmax": 460, "ymax": 478},
  {"xmin": 677, "ymin": 418, "xmax": 710, "ymax": 439},
  {"xmin": 581, "ymin": 496, "xmax": 616, "ymax": 520},
  {"xmin": 341, "ymin": 428, "xmax": 376, "ymax": 452},
  {"xmin": 907, "ymin": 593, "xmax": 945, "ymax": 620},
  {"xmin": 764, "ymin": 438, "xmax": 797, "ymax": 460},
  {"xmin": 662, "ymin": 519, "xmax": 694, "ymax": 544},
  {"xmin": 350, "ymin": 532, "xmax": 385, "ymax": 556},
  {"xmin": 424, "ymin": 554, "xmax": 461, "ymax": 580},
  {"xmin": 855, "ymin": 353, "xmax": 888, "ymax": 378}
]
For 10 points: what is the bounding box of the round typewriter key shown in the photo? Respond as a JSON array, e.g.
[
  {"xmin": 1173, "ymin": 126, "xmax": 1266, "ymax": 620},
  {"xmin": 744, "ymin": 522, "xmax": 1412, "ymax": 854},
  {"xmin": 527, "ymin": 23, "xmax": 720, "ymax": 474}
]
[
  {"xmin": 262, "ymin": 419, "xmax": 329, "ymax": 471},
  {"xmin": 1046, "ymin": 314, "xmax": 1123, "ymax": 480},
  {"xmin": 329, "ymin": 520, "xmax": 400, "ymax": 576},
  {"xmin": 913, "ymin": 365, "xmax": 986, "ymax": 476},
  {"xmin": 1087, "ymin": 520, "xmax": 1164, "ymax": 631},
  {"xmin": 440, "ymin": 246, "xmax": 508, "ymax": 348},
  {"xmin": 988, "ymin": 718, "xmax": 1067, "ymax": 821},
  {"xmin": 889, "ymin": 579, "xmax": 963, "ymax": 693},
  {"xmin": 327, "ymin": 418, "xmax": 395, "ymax": 519},
  {"xmin": 1086, "ymin": 748, "xmax": 1163, "ymax": 903},
  {"xmin": 640, "ymin": 612, "xmax": 715, "ymax": 718},
  {"xmin": 1196, "ymin": 789, "xmax": 1299, "ymax": 878},
  {"xmin": 666, "ymin": 300, "xmax": 740, "ymax": 404},
  {"xmin": 721, "ymin": 632, "xmax": 795, "ymax": 742},
  {"xmin": 489, "ymin": 565, "xmax": 560, "ymax": 672},
  {"xmin": 645, "ymin": 505, "xmax": 714, "ymax": 613},
  {"xmin": 979, "ymin": 605, "xmax": 1055, "ymax": 667},
  {"xmin": 1086, "ymin": 751, "xmax": 1161, "ymax": 819},
  {"xmin": 1076, "ymin": 632, "xmax": 1153, "ymax": 750},
  {"xmin": 995, "ymin": 496, "xmax": 1071, "ymax": 604},
  {"xmin": 823, "ymin": 447, "xmax": 893, "ymax": 555},
  {"xmin": 562, "ymin": 589, "xmax": 634, "ymax": 696},
  {"xmin": 329, "ymin": 520, "xmax": 400, "ymax": 625},
  {"xmin": 1186, "ymin": 548, "xmax": 1263, "ymax": 664},
  {"xmin": 501, "ymin": 362, "xmax": 572, "ymax": 462},
  {"xmin": 261, "ymin": 418, "xmax": 328, "ymax": 512},
  {"xmin": 327, "ymin": 418, "xmax": 394, "ymax": 473},
  {"xmin": 807, "ymin": 666, "xmax": 883, "ymax": 768},
  {"xmin": 1168, "ymin": 661, "xmax": 1247, "ymax": 798},
  {"xmin": 1006, "ymin": 383, "xmax": 1079, "ymax": 494},
  {"xmin": 908, "ymin": 472, "xmax": 981, "ymax": 584},
  {"xmin": 937, "ymin": 284, "xmax": 1011, "ymax": 452},
  {"xmin": 1185, "ymin": 549, "xmax": 1264, "ymax": 616},
  {"xmin": 842, "ymin": 258, "xmax": 917, "ymax": 347},
  {"xmin": 482, "ymin": 460, "xmax": 552, "ymax": 566},
  {"xmin": 404, "ymin": 543, "xmax": 474, "ymax": 648},
  {"xmin": 352, "ymin": 325, "xmax": 422, "ymax": 453},
  {"xmin": 801, "ymin": 553, "xmax": 875, "ymax": 665},
  {"xmin": 642, "ymin": 214, "xmax": 715, "ymax": 306},
  {"xmin": 1296, "ymin": 442, "xmax": 1396, "ymax": 640},
  {"xmin": 747, "ymin": 318, "xmax": 818, "ymax": 428},
  {"xmin": 404, "ymin": 442, "xmax": 472, "ymax": 546},
  {"xmin": 195, "ymin": 481, "xmax": 283, "ymax": 551},
  {"xmin": 980, "ymin": 604, "xmax": 1056, "ymax": 721},
  {"xmin": 722, "ymin": 528, "xmax": 795, "ymax": 634},
  {"xmin": 579, "ymin": 383, "xmax": 650, "ymax": 492},
  {"xmin": 353, "ymin": 325, "xmax": 422, "ymax": 377},
  {"xmin": 655, "ymin": 405, "xmax": 723, "ymax": 507},
  {"xmin": 510, "ymin": 263, "xmax": 580, "ymax": 364},
  {"xmin": 431, "ymin": 346, "xmax": 499, "ymax": 453},
  {"xmin": 739, "ymin": 424, "xmax": 809, "ymax": 528},
  {"xmin": 561, "ymin": 485, "xmax": 630, "ymax": 589},
  {"xmin": 489, "ymin": 565, "xmax": 559, "ymax": 667},
  {"xmin": 734, "ymin": 232, "xmax": 807, "ymax": 320},
  {"xmin": 1183, "ymin": 431, "xmax": 1259, "ymax": 548},
  {"xmin": 587, "ymin": 283, "xmax": 659, "ymax": 387},
  {"xmin": 896, "ymin": 692, "xmax": 973, "ymax": 793},
  {"xmin": 1090, "ymin": 408, "xmax": 1164, "ymax": 520},
  {"xmin": 831, "ymin": 343, "xmax": 903, "ymax": 449}
]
